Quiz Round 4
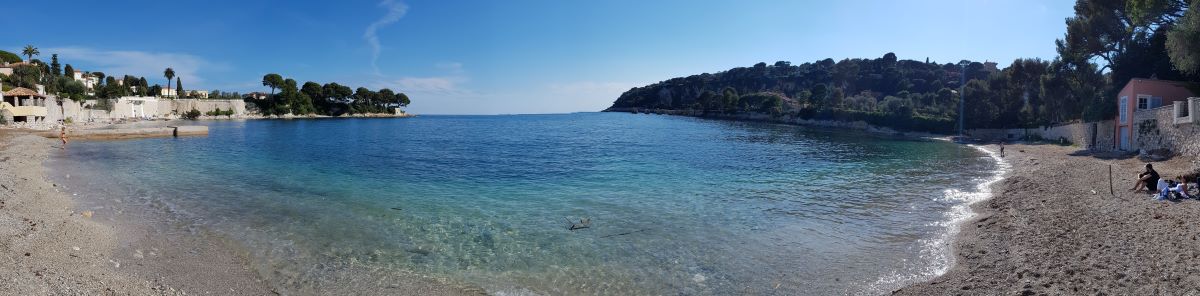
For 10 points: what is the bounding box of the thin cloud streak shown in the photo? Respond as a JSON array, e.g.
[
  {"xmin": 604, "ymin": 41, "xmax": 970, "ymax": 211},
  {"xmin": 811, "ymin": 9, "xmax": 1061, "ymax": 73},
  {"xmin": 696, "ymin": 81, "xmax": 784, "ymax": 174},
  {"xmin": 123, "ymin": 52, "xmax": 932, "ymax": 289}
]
[{"xmin": 363, "ymin": 0, "xmax": 408, "ymax": 75}]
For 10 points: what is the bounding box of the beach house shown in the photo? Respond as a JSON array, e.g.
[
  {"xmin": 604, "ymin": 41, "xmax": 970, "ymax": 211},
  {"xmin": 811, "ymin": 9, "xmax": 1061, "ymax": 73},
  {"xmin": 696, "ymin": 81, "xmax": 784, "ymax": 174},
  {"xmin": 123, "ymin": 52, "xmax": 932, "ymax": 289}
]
[
  {"xmin": 72, "ymin": 70, "xmax": 99, "ymax": 91},
  {"xmin": 1115, "ymin": 78, "xmax": 1198, "ymax": 151},
  {"xmin": 1, "ymin": 87, "xmax": 49, "ymax": 122}
]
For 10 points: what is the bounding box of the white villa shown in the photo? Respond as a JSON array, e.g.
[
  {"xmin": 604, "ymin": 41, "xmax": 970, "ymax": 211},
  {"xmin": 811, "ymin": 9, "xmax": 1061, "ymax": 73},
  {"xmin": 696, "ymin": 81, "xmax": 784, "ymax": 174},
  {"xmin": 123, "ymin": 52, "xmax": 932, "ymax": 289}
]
[
  {"xmin": 159, "ymin": 88, "xmax": 178, "ymax": 98},
  {"xmin": 72, "ymin": 70, "xmax": 100, "ymax": 95}
]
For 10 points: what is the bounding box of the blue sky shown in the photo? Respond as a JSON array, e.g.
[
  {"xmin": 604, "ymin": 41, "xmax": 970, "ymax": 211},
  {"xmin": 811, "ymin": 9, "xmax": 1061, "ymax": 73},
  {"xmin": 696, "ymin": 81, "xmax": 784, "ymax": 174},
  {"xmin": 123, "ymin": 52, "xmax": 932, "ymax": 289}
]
[{"xmin": 4, "ymin": 0, "xmax": 1074, "ymax": 114}]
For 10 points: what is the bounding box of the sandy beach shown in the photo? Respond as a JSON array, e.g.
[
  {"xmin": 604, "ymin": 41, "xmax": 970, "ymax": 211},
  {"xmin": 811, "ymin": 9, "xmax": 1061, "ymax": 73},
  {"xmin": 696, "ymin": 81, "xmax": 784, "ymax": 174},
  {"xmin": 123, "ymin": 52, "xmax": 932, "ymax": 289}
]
[
  {"xmin": 0, "ymin": 131, "xmax": 479, "ymax": 295},
  {"xmin": 896, "ymin": 143, "xmax": 1200, "ymax": 295}
]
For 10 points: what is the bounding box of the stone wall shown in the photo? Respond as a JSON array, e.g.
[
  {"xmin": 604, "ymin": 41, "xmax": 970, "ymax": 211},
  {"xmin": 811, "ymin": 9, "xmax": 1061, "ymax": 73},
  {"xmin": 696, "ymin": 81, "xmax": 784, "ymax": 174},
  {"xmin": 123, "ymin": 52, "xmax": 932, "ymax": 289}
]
[
  {"xmin": 966, "ymin": 120, "xmax": 1116, "ymax": 150},
  {"xmin": 43, "ymin": 96, "xmax": 247, "ymax": 123},
  {"xmin": 1132, "ymin": 102, "xmax": 1200, "ymax": 156}
]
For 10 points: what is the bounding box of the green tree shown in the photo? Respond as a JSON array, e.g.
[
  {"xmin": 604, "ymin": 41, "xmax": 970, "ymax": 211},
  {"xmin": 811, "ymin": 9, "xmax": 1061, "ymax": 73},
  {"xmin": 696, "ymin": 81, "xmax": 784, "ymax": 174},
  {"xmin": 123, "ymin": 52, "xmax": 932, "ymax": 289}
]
[
  {"xmin": 138, "ymin": 77, "xmax": 149, "ymax": 96},
  {"xmin": 0, "ymin": 50, "xmax": 21, "ymax": 64},
  {"xmin": 176, "ymin": 77, "xmax": 183, "ymax": 98},
  {"xmin": 163, "ymin": 67, "xmax": 175, "ymax": 97},
  {"xmin": 397, "ymin": 92, "xmax": 410, "ymax": 107},
  {"xmin": 49, "ymin": 54, "xmax": 60, "ymax": 76},
  {"xmin": 63, "ymin": 64, "xmax": 74, "ymax": 77},
  {"xmin": 57, "ymin": 77, "xmax": 86, "ymax": 102},
  {"xmin": 148, "ymin": 84, "xmax": 162, "ymax": 97},
  {"xmin": 1167, "ymin": 1, "xmax": 1200, "ymax": 76},
  {"xmin": 6, "ymin": 65, "xmax": 41, "ymax": 88},
  {"xmin": 262, "ymin": 73, "xmax": 284, "ymax": 95},
  {"xmin": 811, "ymin": 83, "xmax": 829, "ymax": 108},
  {"xmin": 20, "ymin": 45, "xmax": 38, "ymax": 63},
  {"xmin": 721, "ymin": 87, "xmax": 739, "ymax": 113},
  {"xmin": 300, "ymin": 81, "xmax": 325, "ymax": 113}
]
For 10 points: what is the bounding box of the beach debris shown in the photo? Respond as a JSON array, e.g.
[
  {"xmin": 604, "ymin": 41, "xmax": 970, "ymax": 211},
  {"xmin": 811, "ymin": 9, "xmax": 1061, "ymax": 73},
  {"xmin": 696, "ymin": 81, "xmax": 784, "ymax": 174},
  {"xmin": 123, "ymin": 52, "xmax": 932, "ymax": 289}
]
[
  {"xmin": 390, "ymin": 207, "xmax": 403, "ymax": 211},
  {"xmin": 566, "ymin": 217, "xmax": 591, "ymax": 230},
  {"xmin": 72, "ymin": 246, "xmax": 80, "ymax": 251},
  {"xmin": 81, "ymin": 211, "xmax": 93, "ymax": 218}
]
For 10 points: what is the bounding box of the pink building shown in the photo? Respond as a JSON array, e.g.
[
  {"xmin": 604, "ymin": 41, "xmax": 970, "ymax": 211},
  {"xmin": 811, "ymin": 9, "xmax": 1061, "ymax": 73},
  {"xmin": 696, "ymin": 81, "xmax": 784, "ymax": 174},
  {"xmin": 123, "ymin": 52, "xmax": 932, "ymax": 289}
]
[{"xmin": 1115, "ymin": 78, "xmax": 1197, "ymax": 150}]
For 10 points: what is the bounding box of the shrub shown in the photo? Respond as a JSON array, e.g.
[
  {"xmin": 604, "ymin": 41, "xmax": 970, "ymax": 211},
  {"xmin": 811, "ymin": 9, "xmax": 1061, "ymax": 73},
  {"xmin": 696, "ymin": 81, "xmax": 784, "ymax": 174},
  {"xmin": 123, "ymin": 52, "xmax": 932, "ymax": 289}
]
[{"xmin": 183, "ymin": 109, "xmax": 202, "ymax": 120}]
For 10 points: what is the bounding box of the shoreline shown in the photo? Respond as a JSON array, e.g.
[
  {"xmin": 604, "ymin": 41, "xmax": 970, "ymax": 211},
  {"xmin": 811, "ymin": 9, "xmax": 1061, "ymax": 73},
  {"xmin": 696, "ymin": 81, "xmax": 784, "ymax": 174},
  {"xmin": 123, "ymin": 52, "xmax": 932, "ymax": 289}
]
[
  {"xmin": 894, "ymin": 143, "xmax": 1200, "ymax": 294},
  {"xmin": 0, "ymin": 131, "xmax": 481, "ymax": 295},
  {"xmin": 0, "ymin": 133, "xmax": 273, "ymax": 295}
]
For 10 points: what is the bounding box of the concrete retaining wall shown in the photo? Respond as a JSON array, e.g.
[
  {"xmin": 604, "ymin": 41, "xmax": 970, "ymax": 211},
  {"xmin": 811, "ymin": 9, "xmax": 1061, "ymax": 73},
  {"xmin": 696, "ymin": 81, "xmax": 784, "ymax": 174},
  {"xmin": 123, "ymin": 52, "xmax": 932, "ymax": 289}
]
[
  {"xmin": 1132, "ymin": 104, "xmax": 1200, "ymax": 156},
  {"xmin": 43, "ymin": 96, "xmax": 246, "ymax": 123},
  {"xmin": 966, "ymin": 120, "xmax": 1116, "ymax": 150}
]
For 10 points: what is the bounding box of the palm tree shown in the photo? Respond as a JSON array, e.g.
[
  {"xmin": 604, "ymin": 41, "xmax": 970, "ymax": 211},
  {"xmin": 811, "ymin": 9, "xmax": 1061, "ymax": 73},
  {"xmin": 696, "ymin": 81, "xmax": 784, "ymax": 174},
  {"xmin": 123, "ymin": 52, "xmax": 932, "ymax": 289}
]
[
  {"xmin": 163, "ymin": 67, "xmax": 175, "ymax": 98},
  {"xmin": 21, "ymin": 45, "xmax": 39, "ymax": 63}
]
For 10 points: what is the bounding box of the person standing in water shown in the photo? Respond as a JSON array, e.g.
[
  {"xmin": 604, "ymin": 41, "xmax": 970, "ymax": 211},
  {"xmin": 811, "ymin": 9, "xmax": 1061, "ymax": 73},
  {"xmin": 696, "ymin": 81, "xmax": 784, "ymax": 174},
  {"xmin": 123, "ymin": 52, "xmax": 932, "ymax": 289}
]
[
  {"xmin": 999, "ymin": 142, "xmax": 1005, "ymax": 157},
  {"xmin": 59, "ymin": 125, "xmax": 68, "ymax": 148}
]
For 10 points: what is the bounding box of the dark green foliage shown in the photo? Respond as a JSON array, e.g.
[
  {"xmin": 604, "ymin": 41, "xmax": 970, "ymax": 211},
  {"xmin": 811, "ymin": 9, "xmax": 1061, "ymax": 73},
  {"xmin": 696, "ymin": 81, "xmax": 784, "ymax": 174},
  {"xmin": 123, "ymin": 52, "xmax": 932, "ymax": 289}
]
[
  {"xmin": 261, "ymin": 73, "xmax": 283, "ymax": 95},
  {"xmin": 163, "ymin": 68, "xmax": 175, "ymax": 96},
  {"xmin": 4, "ymin": 65, "xmax": 41, "ymax": 88},
  {"xmin": 1168, "ymin": 1, "xmax": 1200, "ymax": 75},
  {"xmin": 183, "ymin": 109, "xmax": 202, "ymax": 120},
  {"xmin": 49, "ymin": 54, "xmax": 60, "ymax": 76},
  {"xmin": 249, "ymin": 74, "xmax": 407, "ymax": 116},
  {"xmin": 0, "ymin": 50, "xmax": 21, "ymax": 64},
  {"xmin": 609, "ymin": 52, "xmax": 1113, "ymax": 132},
  {"xmin": 205, "ymin": 107, "xmax": 235, "ymax": 117},
  {"xmin": 208, "ymin": 90, "xmax": 243, "ymax": 100},
  {"xmin": 148, "ymin": 85, "xmax": 162, "ymax": 98},
  {"xmin": 58, "ymin": 77, "xmax": 87, "ymax": 102},
  {"xmin": 138, "ymin": 77, "xmax": 149, "ymax": 96}
]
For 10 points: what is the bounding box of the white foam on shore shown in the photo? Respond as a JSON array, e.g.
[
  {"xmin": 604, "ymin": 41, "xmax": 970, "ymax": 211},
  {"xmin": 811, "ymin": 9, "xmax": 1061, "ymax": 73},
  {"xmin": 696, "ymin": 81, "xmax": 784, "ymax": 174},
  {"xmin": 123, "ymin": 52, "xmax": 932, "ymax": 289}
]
[{"xmin": 863, "ymin": 144, "xmax": 1010, "ymax": 294}]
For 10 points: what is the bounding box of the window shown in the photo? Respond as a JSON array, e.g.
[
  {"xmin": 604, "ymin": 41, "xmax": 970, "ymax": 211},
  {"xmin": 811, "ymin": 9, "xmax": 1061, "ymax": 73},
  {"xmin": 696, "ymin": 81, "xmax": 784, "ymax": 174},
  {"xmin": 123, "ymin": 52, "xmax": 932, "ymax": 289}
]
[
  {"xmin": 1138, "ymin": 97, "xmax": 1149, "ymax": 109},
  {"xmin": 1120, "ymin": 96, "xmax": 1129, "ymax": 123}
]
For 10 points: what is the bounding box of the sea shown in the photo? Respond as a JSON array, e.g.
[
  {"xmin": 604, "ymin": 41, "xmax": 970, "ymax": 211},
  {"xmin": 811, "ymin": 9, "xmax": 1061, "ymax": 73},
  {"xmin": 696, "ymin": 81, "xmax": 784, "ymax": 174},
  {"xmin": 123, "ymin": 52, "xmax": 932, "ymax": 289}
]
[{"xmin": 47, "ymin": 112, "xmax": 1005, "ymax": 295}]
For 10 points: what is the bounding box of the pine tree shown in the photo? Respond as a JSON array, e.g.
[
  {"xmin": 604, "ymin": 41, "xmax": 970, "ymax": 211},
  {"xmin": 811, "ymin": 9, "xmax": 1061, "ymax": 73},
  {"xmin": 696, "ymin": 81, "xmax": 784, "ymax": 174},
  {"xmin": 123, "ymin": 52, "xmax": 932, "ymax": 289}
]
[{"xmin": 50, "ymin": 54, "xmax": 61, "ymax": 76}]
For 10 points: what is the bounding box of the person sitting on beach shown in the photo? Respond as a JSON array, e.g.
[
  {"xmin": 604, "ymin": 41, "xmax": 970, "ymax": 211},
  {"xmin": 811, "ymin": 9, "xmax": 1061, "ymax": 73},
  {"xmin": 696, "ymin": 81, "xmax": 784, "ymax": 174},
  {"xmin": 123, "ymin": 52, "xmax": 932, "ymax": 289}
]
[
  {"xmin": 1172, "ymin": 176, "xmax": 1194, "ymax": 199},
  {"xmin": 1132, "ymin": 163, "xmax": 1160, "ymax": 193},
  {"xmin": 1158, "ymin": 179, "xmax": 1175, "ymax": 200}
]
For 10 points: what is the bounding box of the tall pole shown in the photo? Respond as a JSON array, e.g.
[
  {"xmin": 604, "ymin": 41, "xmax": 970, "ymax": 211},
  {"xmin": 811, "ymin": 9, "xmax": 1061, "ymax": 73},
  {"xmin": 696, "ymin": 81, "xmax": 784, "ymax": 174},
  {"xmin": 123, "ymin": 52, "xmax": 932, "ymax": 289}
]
[{"xmin": 958, "ymin": 63, "xmax": 966, "ymax": 137}]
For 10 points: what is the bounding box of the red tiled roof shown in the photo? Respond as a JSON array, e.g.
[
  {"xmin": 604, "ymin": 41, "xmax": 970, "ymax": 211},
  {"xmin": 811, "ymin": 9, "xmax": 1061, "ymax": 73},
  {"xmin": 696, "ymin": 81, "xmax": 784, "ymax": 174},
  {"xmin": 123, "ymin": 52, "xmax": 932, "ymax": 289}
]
[{"xmin": 4, "ymin": 87, "xmax": 44, "ymax": 97}]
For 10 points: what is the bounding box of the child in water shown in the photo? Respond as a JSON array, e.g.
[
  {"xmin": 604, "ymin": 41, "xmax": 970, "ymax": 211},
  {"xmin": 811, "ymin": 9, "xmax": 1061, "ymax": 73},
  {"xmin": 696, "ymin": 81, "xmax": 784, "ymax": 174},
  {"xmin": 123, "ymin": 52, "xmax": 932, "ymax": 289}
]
[{"xmin": 59, "ymin": 126, "xmax": 68, "ymax": 148}]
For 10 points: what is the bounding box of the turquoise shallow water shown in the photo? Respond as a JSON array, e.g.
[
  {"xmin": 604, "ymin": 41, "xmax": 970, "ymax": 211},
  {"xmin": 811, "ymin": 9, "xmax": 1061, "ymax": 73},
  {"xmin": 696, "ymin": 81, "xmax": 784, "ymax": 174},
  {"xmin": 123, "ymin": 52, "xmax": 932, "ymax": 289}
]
[{"xmin": 48, "ymin": 113, "xmax": 998, "ymax": 295}]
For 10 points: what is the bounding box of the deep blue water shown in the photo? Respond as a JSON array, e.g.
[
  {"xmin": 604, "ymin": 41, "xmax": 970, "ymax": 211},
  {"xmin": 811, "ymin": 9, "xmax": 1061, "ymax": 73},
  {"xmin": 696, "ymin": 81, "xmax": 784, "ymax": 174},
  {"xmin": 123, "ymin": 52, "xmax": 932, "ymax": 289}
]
[{"xmin": 49, "ymin": 113, "xmax": 999, "ymax": 295}]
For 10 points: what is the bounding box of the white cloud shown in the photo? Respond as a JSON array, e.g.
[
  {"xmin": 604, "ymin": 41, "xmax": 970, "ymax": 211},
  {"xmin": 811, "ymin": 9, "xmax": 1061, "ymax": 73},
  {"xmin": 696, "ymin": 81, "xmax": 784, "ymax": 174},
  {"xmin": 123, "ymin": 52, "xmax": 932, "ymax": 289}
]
[
  {"xmin": 370, "ymin": 62, "xmax": 473, "ymax": 96},
  {"xmin": 363, "ymin": 0, "xmax": 409, "ymax": 75},
  {"xmin": 395, "ymin": 76, "xmax": 462, "ymax": 93},
  {"xmin": 45, "ymin": 46, "xmax": 224, "ymax": 88}
]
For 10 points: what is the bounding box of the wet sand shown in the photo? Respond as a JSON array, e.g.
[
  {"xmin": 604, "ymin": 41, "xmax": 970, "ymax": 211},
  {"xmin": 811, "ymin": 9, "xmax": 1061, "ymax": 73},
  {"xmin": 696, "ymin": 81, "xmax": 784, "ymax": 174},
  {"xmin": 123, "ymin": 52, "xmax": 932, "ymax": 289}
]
[{"xmin": 895, "ymin": 143, "xmax": 1200, "ymax": 295}]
